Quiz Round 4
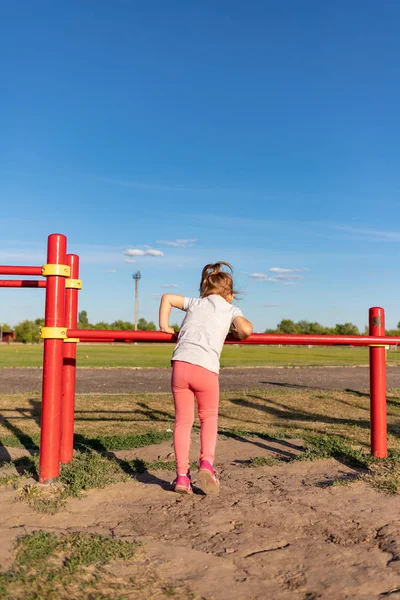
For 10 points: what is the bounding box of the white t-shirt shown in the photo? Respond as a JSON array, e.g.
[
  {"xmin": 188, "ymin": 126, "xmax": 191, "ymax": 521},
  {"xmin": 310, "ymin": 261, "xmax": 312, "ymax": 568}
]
[{"xmin": 171, "ymin": 294, "xmax": 243, "ymax": 374}]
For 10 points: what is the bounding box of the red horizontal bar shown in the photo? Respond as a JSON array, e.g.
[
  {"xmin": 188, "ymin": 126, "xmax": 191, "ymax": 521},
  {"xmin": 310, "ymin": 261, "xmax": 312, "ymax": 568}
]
[
  {"xmin": 0, "ymin": 280, "xmax": 46, "ymax": 288},
  {"xmin": 66, "ymin": 330, "xmax": 400, "ymax": 346},
  {"xmin": 0, "ymin": 266, "xmax": 43, "ymax": 276}
]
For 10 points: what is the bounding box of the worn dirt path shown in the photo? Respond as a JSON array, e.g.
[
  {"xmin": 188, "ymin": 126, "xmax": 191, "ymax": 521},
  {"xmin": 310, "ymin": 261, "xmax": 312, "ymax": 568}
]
[
  {"xmin": 1, "ymin": 365, "xmax": 400, "ymax": 394},
  {"xmin": 2, "ymin": 436, "xmax": 400, "ymax": 599}
]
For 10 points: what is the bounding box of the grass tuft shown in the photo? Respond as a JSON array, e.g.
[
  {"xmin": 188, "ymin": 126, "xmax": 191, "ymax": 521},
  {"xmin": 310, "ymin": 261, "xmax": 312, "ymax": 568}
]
[
  {"xmin": 16, "ymin": 531, "xmax": 59, "ymax": 566},
  {"xmin": 17, "ymin": 453, "xmax": 130, "ymax": 514},
  {"xmin": 1, "ymin": 531, "xmax": 140, "ymax": 600},
  {"xmin": 59, "ymin": 453, "xmax": 129, "ymax": 496},
  {"xmin": 0, "ymin": 530, "xmax": 195, "ymax": 600},
  {"xmin": 75, "ymin": 431, "xmax": 173, "ymax": 452},
  {"xmin": 249, "ymin": 456, "xmax": 280, "ymax": 467},
  {"xmin": 298, "ymin": 434, "xmax": 372, "ymax": 468},
  {"xmin": 60, "ymin": 532, "xmax": 138, "ymax": 569}
]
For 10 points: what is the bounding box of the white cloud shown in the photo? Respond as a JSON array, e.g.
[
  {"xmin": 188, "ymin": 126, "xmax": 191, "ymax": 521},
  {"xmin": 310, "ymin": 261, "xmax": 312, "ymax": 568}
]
[
  {"xmin": 249, "ymin": 272, "xmax": 304, "ymax": 283},
  {"xmin": 160, "ymin": 284, "xmax": 178, "ymax": 288},
  {"xmin": 157, "ymin": 239, "xmax": 196, "ymax": 248},
  {"xmin": 106, "ymin": 269, "xmax": 117, "ymax": 273},
  {"xmin": 124, "ymin": 258, "xmax": 137, "ymax": 264},
  {"xmin": 283, "ymin": 282, "xmax": 298, "ymax": 286},
  {"xmin": 249, "ymin": 273, "xmax": 276, "ymax": 281},
  {"xmin": 124, "ymin": 249, "xmax": 146, "ymax": 256},
  {"xmin": 270, "ymin": 267, "xmax": 309, "ymax": 274},
  {"xmin": 151, "ymin": 293, "xmax": 162, "ymax": 299},
  {"xmin": 124, "ymin": 248, "xmax": 164, "ymax": 257}
]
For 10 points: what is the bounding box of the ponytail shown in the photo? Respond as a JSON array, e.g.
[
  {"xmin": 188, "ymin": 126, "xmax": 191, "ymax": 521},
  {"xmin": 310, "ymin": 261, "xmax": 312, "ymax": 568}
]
[{"xmin": 200, "ymin": 262, "xmax": 235, "ymax": 299}]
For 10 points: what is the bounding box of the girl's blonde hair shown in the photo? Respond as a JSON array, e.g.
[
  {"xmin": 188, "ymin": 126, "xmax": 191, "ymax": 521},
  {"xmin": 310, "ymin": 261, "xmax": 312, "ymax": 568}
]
[{"xmin": 200, "ymin": 262, "xmax": 236, "ymax": 300}]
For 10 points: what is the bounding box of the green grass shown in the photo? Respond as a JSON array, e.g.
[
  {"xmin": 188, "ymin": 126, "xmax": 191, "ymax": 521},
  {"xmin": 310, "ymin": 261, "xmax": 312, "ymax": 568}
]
[
  {"xmin": 2, "ymin": 342, "xmax": 400, "ymax": 367},
  {"xmin": 0, "ymin": 530, "xmax": 145, "ymax": 600},
  {"xmin": 4, "ymin": 452, "xmax": 194, "ymax": 514},
  {"xmin": 1, "ymin": 386, "xmax": 400, "ymax": 504},
  {"xmin": 2, "ymin": 388, "xmax": 400, "ymax": 453},
  {"xmin": 16, "ymin": 453, "xmax": 131, "ymax": 513},
  {"xmin": 0, "ymin": 529, "xmax": 195, "ymax": 599}
]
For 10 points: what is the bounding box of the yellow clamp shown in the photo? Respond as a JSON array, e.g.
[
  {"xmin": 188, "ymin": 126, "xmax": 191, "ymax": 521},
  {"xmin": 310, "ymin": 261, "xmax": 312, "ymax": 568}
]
[
  {"xmin": 40, "ymin": 327, "xmax": 67, "ymax": 340},
  {"xmin": 42, "ymin": 264, "xmax": 71, "ymax": 277},
  {"xmin": 65, "ymin": 278, "xmax": 82, "ymax": 290},
  {"xmin": 64, "ymin": 338, "xmax": 80, "ymax": 343},
  {"xmin": 369, "ymin": 345, "xmax": 389, "ymax": 348}
]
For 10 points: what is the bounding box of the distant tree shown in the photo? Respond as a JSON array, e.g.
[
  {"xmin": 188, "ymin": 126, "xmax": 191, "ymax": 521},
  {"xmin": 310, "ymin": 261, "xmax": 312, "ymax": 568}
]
[
  {"xmin": 308, "ymin": 322, "xmax": 327, "ymax": 335},
  {"xmin": 137, "ymin": 318, "xmax": 148, "ymax": 330},
  {"xmin": 93, "ymin": 321, "xmax": 111, "ymax": 330},
  {"xmin": 14, "ymin": 320, "xmax": 41, "ymax": 343},
  {"xmin": 386, "ymin": 329, "xmax": 400, "ymax": 337},
  {"xmin": 0, "ymin": 323, "xmax": 12, "ymax": 332},
  {"xmin": 78, "ymin": 310, "xmax": 89, "ymax": 328},
  {"xmin": 334, "ymin": 323, "xmax": 360, "ymax": 336},
  {"xmin": 277, "ymin": 319, "xmax": 298, "ymax": 334},
  {"xmin": 111, "ymin": 320, "xmax": 133, "ymax": 331},
  {"xmin": 265, "ymin": 320, "xmax": 361, "ymax": 336},
  {"xmin": 137, "ymin": 318, "xmax": 156, "ymax": 331},
  {"xmin": 296, "ymin": 320, "xmax": 311, "ymax": 334}
]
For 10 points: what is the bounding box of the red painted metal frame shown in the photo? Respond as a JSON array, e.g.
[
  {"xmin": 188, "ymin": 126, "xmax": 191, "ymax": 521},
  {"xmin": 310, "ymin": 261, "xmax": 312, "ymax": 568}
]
[
  {"xmin": 0, "ymin": 280, "xmax": 46, "ymax": 288},
  {"xmin": 369, "ymin": 307, "xmax": 387, "ymax": 457},
  {"xmin": 60, "ymin": 254, "xmax": 79, "ymax": 464},
  {"xmin": 0, "ymin": 266, "xmax": 43, "ymax": 276},
  {"xmin": 66, "ymin": 329, "xmax": 400, "ymax": 346},
  {"xmin": 1, "ymin": 233, "xmax": 394, "ymax": 480},
  {"xmin": 39, "ymin": 234, "xmax": 67, "ymax": 483}
]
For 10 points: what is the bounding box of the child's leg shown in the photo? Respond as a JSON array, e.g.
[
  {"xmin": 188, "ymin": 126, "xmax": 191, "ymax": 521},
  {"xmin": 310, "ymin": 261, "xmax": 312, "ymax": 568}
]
[
  {"xmin": 190, "ymin": 366, "xmax": 220, "ymax": 466},
  {"xmin": 171, "ymin": 361, "xmax": 195, "ymax": 474}
]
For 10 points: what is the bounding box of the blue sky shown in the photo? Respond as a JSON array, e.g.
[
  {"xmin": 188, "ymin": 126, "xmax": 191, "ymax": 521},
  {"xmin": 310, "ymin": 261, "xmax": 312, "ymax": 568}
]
[{"xmin": 1, "ymin": 1, "xmax": 400, "ymax": 331}]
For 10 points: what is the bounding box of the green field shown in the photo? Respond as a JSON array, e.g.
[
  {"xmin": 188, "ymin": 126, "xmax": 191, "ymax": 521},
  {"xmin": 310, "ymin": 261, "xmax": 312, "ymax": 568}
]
[{"xmin": 1, "ymin": 343, "xmax": 400, "ymax": 368}]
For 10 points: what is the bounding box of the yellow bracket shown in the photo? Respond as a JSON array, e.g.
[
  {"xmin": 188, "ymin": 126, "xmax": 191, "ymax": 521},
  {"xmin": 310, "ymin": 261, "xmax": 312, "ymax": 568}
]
[
  {"xmin": 65, "ymin": 278, "xmax": 82, "ymax": 290},
  {"xmin": 41, "ymin": 264, "xmax": 71, "ymax": 277},
  {"xmin": 40, "ymin": 327, "xmax": 67, "ymax": 340},
  {"xmin": 369, "ymin": 344, "xmax": 389, "ymax": 348},
  {"xmin": 64, "ymin": 338, "xmax": 80, "ymax": 343}
]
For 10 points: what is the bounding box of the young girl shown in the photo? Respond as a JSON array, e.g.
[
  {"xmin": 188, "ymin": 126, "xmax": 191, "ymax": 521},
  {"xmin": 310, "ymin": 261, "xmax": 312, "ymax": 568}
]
[{"xmin": 159, "ymin": 262, "xmax": 253, "ymax": 495}]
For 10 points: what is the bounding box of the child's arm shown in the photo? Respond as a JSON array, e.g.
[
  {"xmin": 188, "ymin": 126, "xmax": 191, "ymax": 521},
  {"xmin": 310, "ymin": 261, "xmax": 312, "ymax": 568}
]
[
  {"xmin": 232, "ymin": 316, "xmax": 253, "ymax": 341},
  {"xmin": 159, "ymin": 294, "xmax": 185, "ymax": 334}
]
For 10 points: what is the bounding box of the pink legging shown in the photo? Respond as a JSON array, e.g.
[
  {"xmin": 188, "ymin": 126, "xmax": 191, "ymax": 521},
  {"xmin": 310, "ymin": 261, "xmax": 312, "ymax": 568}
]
[{"xmin": 171, "ymin": 361, "xmax": 219, "ymax": 474}]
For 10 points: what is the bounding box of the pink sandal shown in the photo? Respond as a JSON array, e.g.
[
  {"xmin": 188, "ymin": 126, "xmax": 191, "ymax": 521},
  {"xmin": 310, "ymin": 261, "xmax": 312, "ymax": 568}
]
[
  {"xmin": 173, "ymin": 473, "xmax": 193, "ymax": 494},
  {"xmin": 197, "ymin": 460, "xmax": 220, "ymax": 495}
]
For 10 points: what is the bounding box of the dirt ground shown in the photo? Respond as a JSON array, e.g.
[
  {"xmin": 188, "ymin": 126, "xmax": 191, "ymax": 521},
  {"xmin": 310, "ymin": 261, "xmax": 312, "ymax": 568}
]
[
  {"xmin": 2, "ymin": 435, "xmax": 400, "ymax": 599},
  {"xmin": 2, "ymin": 367, "xmax": 400, "ymax": 598},
  {"xmin": 2, "ymin": 365, "xmax": 400, "ymax": 393}
]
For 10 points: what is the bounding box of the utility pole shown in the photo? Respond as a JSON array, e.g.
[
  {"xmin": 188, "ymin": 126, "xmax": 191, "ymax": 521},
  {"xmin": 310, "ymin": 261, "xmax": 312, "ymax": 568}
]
[{"xmin": 132, "ymin": 271, "xmax": 141, "ymax": 330}]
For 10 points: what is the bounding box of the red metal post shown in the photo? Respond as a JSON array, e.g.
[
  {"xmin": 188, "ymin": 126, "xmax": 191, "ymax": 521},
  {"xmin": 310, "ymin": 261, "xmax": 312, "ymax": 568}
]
[
  {"xmin": 0, "ymin": 266, "xmax": 43, "ymax": 276},
  {"xmin": 0, "ymin": 280, "xmax": 46, "ymax": 288},
  {"xmin": 39, "ymin": 234, "xmax": 67, "ymax": 483},
  {"xmin": 60, "ymin": 254, "xmax": 79, "ymax": 464},
  {"xmin": 65, "ymin": 329, "xmax": 400, "ymax": 346},
  {"xmin": 369, "ymin": 307, "xmax": 387, "ymax": 458}
]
